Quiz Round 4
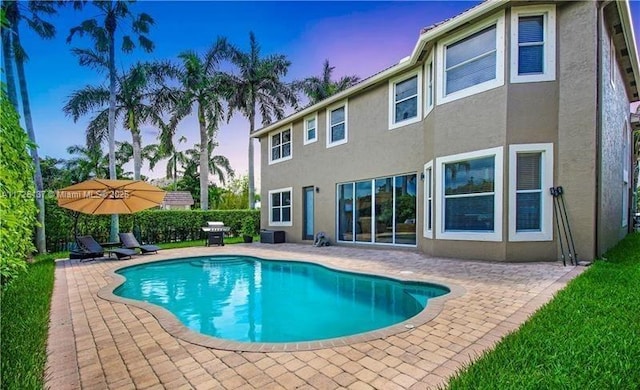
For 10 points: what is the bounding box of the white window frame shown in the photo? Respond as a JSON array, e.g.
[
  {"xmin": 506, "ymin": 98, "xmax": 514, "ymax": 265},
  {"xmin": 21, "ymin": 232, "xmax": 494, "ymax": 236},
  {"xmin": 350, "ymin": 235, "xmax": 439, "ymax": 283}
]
[
  {"xmin": 268, "ymin": 126, "xmax": 292, "ymax": 165},
  {"xmin": 610, "ymin": 33, "xmax": 617, "ymax": 90},
  {"xmin": 424, "ymin": 50, "xmax": 435, "ymax": 117},
  {"xmin": 510, "ymin": 5, "xmax": 556, "ymax": 83},
  {"xmin": 423, "ymin": 160, "xmax": 433, "ymax": 239},
  {"xmin": 268, "ymin": 187, "xmax": 293, "ymax": 227},
  {"xmin": 326, "ymin": 100, "xmax": 348, "ymax": 148},
  {"xmin": 435, "ymin": 146, "xmax": 503, "ymax": 241},
  {"xmin": 623, "ymin": 123, "xmax": 630, "ymax": 227},
  {"xmin": 437, "ymin": 11, "xmax": 505, "ymax": 105},
  {"xmin": 303, "ymin": 113, "xmax": 318, "ymax": 145},
  {"xmin": 388, "ymin": 68, "xmax": 423, "ymax": 129},
  {"xmin": 508, "ymin": 143, "xmax": 554, "ymax": 242}
]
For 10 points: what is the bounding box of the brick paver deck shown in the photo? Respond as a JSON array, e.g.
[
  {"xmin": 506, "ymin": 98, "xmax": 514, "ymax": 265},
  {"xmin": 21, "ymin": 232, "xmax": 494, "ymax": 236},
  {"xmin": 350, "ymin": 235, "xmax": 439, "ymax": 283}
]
[{"xmin": 45, "ymin": 243, "xmax": 583, "ymax": 389}]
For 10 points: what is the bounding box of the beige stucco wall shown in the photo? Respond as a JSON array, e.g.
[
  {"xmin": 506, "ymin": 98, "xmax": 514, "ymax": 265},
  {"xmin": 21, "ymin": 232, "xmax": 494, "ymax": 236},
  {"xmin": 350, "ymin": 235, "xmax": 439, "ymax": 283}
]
[
  {"xmin": 260, "ymin": 75, "xmax": 425, "ymax": 243},
  {"xmin": 556, "ymin": 1, "xmax": 598, "ymax": 261},
  {"xmin": 259, "ymin": 1, "xmax": 629, "ymax": 262},
  {"xmin": 598, "ymin": 5, "xmax": 633, "ymax": 256}
]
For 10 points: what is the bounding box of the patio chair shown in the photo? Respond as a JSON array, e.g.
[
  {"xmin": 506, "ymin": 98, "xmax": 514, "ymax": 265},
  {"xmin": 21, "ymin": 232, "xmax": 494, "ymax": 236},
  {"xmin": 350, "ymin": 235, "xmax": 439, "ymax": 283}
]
[
  {"xmin": 76, "ymin": 235, "xmax": 136, "ymax": 260},
  {"xmin": 119, "ymin": 232, "xmax": 161, "ymax": 254}
]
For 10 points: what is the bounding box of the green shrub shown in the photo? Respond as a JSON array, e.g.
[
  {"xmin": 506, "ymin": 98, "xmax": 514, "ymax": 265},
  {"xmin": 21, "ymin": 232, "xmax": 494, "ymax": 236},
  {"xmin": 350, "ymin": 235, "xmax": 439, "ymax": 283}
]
[
  {"xmin": 44, "ymin": 198, "xmax": 260, "ymax": 249},
  {"xmin": 240, "ymin": 215, "xmax": 259, "ymax": 237},
  {"xmin": 0, "ymin": 89, "xmax": 37, "ymax": 284}
]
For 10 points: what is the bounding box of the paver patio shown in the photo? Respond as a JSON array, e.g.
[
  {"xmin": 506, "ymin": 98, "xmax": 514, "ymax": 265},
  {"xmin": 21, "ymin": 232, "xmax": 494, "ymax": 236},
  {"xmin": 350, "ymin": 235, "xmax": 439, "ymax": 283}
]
[{"xmin": 46, "ymin": 243, "xmax": 584, "ymax": 389}]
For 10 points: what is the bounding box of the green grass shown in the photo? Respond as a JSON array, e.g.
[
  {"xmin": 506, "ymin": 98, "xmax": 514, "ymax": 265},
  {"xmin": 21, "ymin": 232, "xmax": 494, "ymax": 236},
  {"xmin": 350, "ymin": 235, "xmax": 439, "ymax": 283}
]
[
  {"xmin": 0, "ymin": 236, "xmax": 254, "ymax": 389},
  {"xmin": 447, "ymin": 233, "xmax": 640, "ymax": 390},
  {"xmin": 0, "ymin": 254, "xmax": 56, "ymax": 390},
  {"xmin": 157, "ymin": 235, "xmax": 256, "ymax": 249}
]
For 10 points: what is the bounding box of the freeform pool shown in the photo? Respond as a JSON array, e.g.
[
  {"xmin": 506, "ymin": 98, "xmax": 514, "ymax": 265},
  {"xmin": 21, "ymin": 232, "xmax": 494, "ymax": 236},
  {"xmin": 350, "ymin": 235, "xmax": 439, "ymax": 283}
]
[{"xmin": 114, "ymin": 256, "xmax": 449, "ymax": 343}]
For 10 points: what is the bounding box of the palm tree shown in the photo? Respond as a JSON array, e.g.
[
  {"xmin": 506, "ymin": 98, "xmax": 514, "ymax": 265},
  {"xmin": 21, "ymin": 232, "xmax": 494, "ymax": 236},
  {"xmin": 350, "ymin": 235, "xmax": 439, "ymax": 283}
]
[
  {"xmin": 169, "ymin": 39, "xmax": 227, "ymax": 210},
  {"xmin": 224, "ymin": 31, "xmax": 298, "ymax": 209},
  {"xmin": 67, "ymin": 0, "xmax": 154, "ymax": 241},
  {"xmin": 1, "ymin": 1, "xmax": 77, "ymax": 253},
  {"xmin": 63, "ymin": 61, "xmax": 174, "ymax": 180},
  {"xmin": 148, "ymin": 133, "xmax": 189, "ymax": 191},
  {"xmin": 65, "ymin": 144, "xmax": 109, "ymax": 183},
  {"xmin": 184, "ymin": 141, "xmax": 234, "ymax": 186},
  {"xmin": 300, "ymin": 59, "xmax": 360, "ymax": 105}
]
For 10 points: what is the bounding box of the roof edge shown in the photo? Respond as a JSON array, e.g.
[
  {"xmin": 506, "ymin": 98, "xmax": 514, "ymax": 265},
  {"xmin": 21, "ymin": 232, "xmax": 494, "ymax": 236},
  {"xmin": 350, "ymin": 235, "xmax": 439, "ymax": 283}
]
[
  {"xmin": 618, "ymin": 0, "xmax": 640, "ymax": 102},
  {"xmin": 253, "ymin": 1, "xmax": 503, "ymax": 138}
]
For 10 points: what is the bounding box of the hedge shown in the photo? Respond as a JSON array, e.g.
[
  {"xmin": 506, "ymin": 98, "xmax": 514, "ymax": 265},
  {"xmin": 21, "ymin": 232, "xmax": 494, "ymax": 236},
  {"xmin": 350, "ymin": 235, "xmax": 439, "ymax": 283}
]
[
  {"xmin": 0, "ymin": 89, "xmax": 37, "ymax": 284},
  {"xmin": 44, "ymin": 196, "xmax": 260, "ymax": 251}
]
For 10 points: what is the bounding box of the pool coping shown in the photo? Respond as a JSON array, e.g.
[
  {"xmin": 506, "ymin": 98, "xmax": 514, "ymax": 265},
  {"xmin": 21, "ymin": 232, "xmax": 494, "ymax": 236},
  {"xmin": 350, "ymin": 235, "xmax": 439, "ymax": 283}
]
[{"xmin": 97, "ymin": 254, "xmax": 465, "ymax": 352}]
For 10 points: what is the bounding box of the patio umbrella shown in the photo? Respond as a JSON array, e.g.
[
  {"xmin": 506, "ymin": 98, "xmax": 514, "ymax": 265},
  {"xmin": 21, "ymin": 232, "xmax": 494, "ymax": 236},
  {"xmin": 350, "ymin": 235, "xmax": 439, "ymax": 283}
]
[
  {"xmin": 56, "ymin": 179, "xmax": 166, "ymax": 240},
  {"xmin": 57, "ymin": 179, "xmax": 166, "ymax": 215}
]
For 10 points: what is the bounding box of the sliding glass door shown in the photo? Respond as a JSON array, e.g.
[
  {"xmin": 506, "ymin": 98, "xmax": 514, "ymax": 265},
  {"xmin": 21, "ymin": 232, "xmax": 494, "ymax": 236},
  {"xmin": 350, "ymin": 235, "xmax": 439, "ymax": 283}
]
[{"xmin": 338, "ymin": 173, "xmax": 417, "ymax": 246}]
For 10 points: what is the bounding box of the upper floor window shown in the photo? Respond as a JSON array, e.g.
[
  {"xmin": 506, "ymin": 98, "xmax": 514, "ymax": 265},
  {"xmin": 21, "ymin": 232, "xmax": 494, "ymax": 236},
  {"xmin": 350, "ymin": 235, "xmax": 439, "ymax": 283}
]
[
  {"xmin": 424, "ymin": 51, "xmax": 435, "ymax": 116},
  {"xmin": 437, "ymin": 11, "xmax": 505, "ymax": 104},
  {"xmin": 269, "ymin": 127, "xmax": 292, "ymax": 164},
  {"xmin": 510, "ymin": 5, "xmax": 556, "ymax": 83},
  {"xmin": 508, "ymin": 143, "xmax": 553, "ymax": 241},
  {"xmin": 327, "ymin": 100, "xmax": 348, "ymax": 148},
  {"xmin": 389, "ymin": 69, "xmax": 422, "ymax": 129},
  {"xmin": 304, "ymin": 113, "xmax": 317, "ymax": 145},
  {"xmin": 269, "ymin": 187, "xmax": 292, "ymax": 226}
]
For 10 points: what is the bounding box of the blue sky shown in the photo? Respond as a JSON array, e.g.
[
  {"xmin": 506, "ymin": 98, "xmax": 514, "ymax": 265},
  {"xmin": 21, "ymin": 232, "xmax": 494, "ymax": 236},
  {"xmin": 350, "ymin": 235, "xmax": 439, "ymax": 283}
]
[{"xmin": 11, "ymin": 1, "xmax": 640, "ymax": 185}]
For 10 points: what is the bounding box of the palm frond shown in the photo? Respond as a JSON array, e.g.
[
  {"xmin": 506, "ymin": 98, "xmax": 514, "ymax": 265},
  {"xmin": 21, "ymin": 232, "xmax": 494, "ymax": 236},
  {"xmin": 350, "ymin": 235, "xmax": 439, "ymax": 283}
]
[
  {"xmin": 63, "ymin": 85, "xmax": 110, "ymax": 120},
  {"xmin": 70, "ymin": 47, "xmax": 108, "ymax": 70}
]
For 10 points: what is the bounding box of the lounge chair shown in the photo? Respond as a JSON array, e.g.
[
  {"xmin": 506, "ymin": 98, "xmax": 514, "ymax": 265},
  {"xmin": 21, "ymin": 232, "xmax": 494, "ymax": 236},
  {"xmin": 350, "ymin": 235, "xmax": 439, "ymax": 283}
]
[
  {"xmin": 119, "ymin": 232, "xmax": 161, "ymax": 254},
  {"xmin": 76, "ymin": 235, "xmax": 136, "ymax": 260}
]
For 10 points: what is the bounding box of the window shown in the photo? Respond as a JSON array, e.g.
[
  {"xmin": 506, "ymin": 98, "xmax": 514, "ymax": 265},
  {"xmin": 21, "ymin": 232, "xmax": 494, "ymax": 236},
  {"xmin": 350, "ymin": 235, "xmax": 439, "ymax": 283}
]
[
  {"xmin": 338, "ymin": 174, "xmax": 417, "ymax": 246},
  {"xmin": 304, "ymin": 113, "xmax": 317, "ymax": 145},
  {"xmin": 510, "ymin": 5, "xmax": 556, "ymax": 83},
  {"xmin": 435, "ymin": 147, "xmax": 503, "ymax": 241},
  {"xmin": 326, "ymin": 100, "xmax": 348, "ymax": 147},
  {"xmin": 508, "ymin": 143, "xmax": 553, "ymax": 241},
  {"xmin": 269, "ymin": 126, "xmax": 292, "ymax": 164},
  {"xmin": 389, "ymin": 69, "xmax": 422, "ymax": 128},
  {"xmin": 623, "ymin": 124, "xmax": 630, "ymax": 227},
  {"xmin": 423, "ymin": 161, "xmax": 433, "ymax": 238},
  {"xmin": 437, "ymin": 12, "xmax": 505, "ymax": 104},
  {"xmin": 269, "ymin": 188, "xmax": 292, "ymax": 226},
  {"xmin": 610, "ymin": 34, "xmax": 617, "ymax": 89},
  {"xmin": 424, "ymin": 51, "xmax": 435, "ymax": 116}
]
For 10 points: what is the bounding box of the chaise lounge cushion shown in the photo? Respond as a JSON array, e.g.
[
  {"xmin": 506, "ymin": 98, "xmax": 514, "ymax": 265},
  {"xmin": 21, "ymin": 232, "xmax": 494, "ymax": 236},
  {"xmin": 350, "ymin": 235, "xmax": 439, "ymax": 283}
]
[
  {"xmin": 76, "ymin": 235, "xmax": 136, "ymax": 260},
  {"xmin": 119, "ymin": 232, "xmax": 161, "ymax": 254}
]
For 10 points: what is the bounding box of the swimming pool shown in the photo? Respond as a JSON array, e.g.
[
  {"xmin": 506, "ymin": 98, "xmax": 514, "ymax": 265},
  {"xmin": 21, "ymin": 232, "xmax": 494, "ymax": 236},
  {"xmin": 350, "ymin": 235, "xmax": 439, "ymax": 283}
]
[{"xmin": 113, "ymin": 256, "xmax": 449, "ymax": 344}]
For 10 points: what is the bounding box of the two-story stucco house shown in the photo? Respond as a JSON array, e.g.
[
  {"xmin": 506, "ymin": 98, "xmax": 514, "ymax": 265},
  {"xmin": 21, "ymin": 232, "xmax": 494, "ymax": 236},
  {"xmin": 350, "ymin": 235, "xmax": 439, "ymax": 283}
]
[{"xmin": 253, "ymin": 0, "xmax": 640, "ymax": 262}]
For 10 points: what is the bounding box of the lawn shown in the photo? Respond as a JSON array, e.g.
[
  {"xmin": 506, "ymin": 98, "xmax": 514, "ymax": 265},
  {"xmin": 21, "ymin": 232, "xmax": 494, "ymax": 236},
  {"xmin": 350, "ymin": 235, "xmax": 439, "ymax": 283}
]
[
  {"xmin": 0, "ymin": 255, "xmax": 56, "ymax": 390},
  {"xmin": 446, "ymin": 233, "xmax": 640, "ymax": 389},
  {"xmin": 0, "ymin": 235, "xmax": 251, "ymax": 390}
]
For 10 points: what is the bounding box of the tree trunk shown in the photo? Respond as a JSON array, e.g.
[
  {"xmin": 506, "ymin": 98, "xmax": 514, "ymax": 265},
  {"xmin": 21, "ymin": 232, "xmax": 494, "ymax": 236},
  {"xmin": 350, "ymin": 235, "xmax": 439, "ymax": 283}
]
[
  {"xmin": 173, "ymin": 156, "xmax": 178, "ymax": 190},
  {"xmin": 248, "ymin": 108, "xmax": 256, "ymax": 209},
  {"xmin": 108, "ymin": 23, "xmax": 119, "ymax": 241},
  {"xmin": 1, "ymin": 27, "xmax": 18, "ymax": 109},
  {"xmin": 198, "ymin": 103, "xmax": 209, "ymax": 210},
  {"xmin": 132, "ymin": 129, "xmax": 142, "ymax": 180},
  {"xmin": 14, "ymin": 24, "xmax": 46, "ymax": 253}
]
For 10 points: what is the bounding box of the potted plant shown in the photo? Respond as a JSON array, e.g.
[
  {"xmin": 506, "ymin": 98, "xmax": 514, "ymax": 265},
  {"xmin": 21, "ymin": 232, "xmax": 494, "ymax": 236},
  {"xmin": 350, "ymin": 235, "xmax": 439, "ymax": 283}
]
[{"xmin": 240, "ymin": 216, "xmax": 257, "ymax": 243}]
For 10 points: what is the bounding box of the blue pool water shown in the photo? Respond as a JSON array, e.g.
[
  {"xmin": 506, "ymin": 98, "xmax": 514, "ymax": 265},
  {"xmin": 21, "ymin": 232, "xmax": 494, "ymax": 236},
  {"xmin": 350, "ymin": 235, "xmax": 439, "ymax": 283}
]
[{"xmin": 114, "ymin": 256, "xmax": 449, "ymax": 343}]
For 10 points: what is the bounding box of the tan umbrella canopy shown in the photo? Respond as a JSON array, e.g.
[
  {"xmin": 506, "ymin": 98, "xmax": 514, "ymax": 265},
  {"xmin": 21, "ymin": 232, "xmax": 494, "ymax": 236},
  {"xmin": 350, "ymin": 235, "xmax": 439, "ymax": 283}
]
[{"xmin": 57, "ymin": 179, "xmax": 166, "ymax": 215}]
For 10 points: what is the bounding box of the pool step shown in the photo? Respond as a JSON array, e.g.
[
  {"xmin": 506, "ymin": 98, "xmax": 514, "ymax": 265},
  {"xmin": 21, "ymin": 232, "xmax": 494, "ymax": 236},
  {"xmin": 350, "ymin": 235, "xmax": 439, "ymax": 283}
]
[{"xmin": 189, "ymin": 257, "xmax": 254, "ymax": 267}]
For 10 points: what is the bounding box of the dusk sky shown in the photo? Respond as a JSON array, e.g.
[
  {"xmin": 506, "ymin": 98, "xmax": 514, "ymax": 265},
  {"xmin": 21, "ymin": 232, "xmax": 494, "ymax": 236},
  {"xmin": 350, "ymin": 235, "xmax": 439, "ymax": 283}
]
[{"xmin": 11, "ymin": 1, "xmax": 640, "ymax": 188}]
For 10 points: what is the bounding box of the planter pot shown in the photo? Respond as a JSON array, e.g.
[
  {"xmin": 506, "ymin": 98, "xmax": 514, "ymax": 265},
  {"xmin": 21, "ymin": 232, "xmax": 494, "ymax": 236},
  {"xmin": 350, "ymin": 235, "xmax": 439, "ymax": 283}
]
[{"xmin": 243, "ymin": 235, "xmax": 253, "ymax": 243}]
